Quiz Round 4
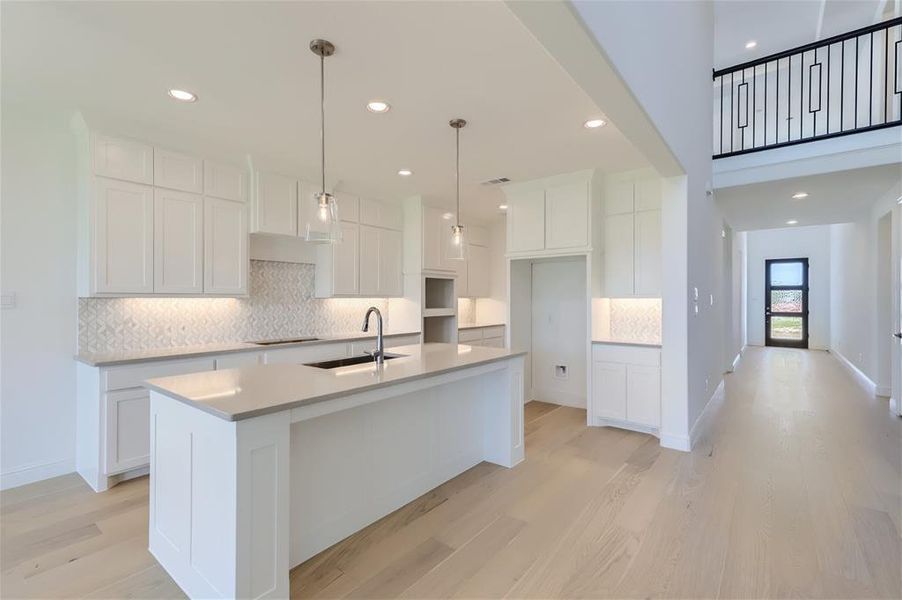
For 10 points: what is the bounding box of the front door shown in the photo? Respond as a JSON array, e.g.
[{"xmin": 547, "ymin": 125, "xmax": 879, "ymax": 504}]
[{"xmin": 765, "ymin": 258, "xmax": 809, "ymax": 349}]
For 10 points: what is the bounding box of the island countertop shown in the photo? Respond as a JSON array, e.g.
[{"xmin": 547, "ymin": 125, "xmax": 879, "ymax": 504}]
[{"xmin": 145, "ymin": 343, "xmax": 526, "ymax": 422}]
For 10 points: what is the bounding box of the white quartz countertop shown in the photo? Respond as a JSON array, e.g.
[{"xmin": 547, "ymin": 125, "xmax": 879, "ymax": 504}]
[
  {"xmin": 75, "ymin": 330, "xmax": 422, "ymax": 367},
  {"xmin": 458, "ymin": 322, "xmax": 505, "ymax": 330},
  {"xmin": 145, "ymin": 343, "xmax": 526, "ymax": 421},
  {"xmin": 592, "ymin": 338, "xmax": 662, "ymax": 348}
]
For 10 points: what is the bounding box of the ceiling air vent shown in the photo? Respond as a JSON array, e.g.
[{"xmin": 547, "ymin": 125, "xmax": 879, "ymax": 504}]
[{"xmin": 481, "ymin": 177, "xmax": 510, "ymax": 186}]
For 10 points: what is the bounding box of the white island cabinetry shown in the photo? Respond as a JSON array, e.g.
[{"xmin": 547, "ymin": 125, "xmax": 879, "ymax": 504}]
[{"xmin": 146, "ymin": 343, "xmax": 525, "ymax": 599}]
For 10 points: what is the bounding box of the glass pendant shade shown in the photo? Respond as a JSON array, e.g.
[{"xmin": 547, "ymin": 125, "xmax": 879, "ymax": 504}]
[
  {"xmin": 304, "ymin": 191, "xmax": 342, "ymax": 243},
  {"xmin": 447, "ymin": 224, "xmax": 466, "ymax": 260}
]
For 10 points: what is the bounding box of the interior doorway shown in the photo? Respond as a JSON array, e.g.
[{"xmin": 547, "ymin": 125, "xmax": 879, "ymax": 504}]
[{"xmin": 765, "ymin": 258, "xmax": 809, "ymax": 349}]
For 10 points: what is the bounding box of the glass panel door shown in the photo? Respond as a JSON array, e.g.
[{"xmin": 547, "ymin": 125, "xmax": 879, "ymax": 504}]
[{"xmin": 765, "ymin": 258, "xmax": 809, "ymax": 348}]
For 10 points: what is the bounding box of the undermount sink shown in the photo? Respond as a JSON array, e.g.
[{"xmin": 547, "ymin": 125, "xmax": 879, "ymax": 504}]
[
  {"xmin": 249, "ymin": 337, "xmax": 321, "ymax": 346},
  {"xmin": 305, "ymin": 353, "xmax": 405, "ymax": 369}
]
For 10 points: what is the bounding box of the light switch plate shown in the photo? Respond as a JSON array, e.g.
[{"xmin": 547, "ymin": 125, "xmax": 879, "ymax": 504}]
[{"xmin": 0, "ymin": 292, "xmax": 15, "ymax": 309}]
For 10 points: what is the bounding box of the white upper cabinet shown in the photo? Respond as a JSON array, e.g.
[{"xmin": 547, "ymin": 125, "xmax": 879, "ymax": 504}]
[
  {"xmin": 634, "ymin": 209, "xmax": 662, "ymax": 296},
  {"xmin": 466, "ymin": 243, "xmax": 490, "ymax": 298},
  {"xmin": 79, "ymin": 132, "xmax": 249, "ymax": 297},
  {"xmin": 545, "ymin": 181, "xmax": 589, "ymax": 250},
  {"xmin": 153, "ymin": 188, "xmax": 204, "ymax": 294},
  {"xmin": 316, "ymin": 222, "xmax": 360, "ymax": 297},
  {"xmin": 154, "ymin": 149, "xmax": 203, "ymax": 193},
  {"xmin": 506, "ymin": 189, "xmax": 545, "ymax": 253},
  {"xmin": 93, "ymin": 178, "xmax": 154, "ymax": 294},
  {"xmin": 359, "ymin": 225, "xmax": 380, "ymax": 296},
  {"xmin": 378, "ymin": 228, "xmax": 403, "ymax": 297},
  {"xmin": 603, "ymin": 213, "xmax": 634, "ymax": 297},
  {"xmin": 504, "ymin": 171, "xmax": 597, "ymax": 256},
  {"xmin": 92, "ymin": 134, "xmax": 153, "ymax": 185},
  {"xmin": 601, "ymin": 171, "xmax": 662, "ymax": 298},
  {"xmin": 334, "ymin": 191, "xmax": 359, "ymax": 223},
  {"xmin": 253, "ymin": 171, "xmax": 297, "ymax": 236},
  {"xmin": 360, "ymin": 198, "xmax": 403, "ymax": 231},
  {"xmin": 423, "ymin": 206, "xmax": 454, "ymax": 272},
  {"xmin": 204, "ymin": 197, "xmax": 248, "ymax": 295},
  {"xmin": 204, "ymin": 161, "xmax": 246, "ymax": 202}
]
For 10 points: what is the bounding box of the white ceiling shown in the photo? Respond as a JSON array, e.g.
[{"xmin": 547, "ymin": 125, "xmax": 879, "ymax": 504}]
[
  {"xmin": 715, "ymin": 164, "xmax": 901, "ymax": 231},
  {"xmin": 0, "ymin": 1, "xmax": 648, "ymax": 224},
  {"xmin": 714, "ymin": 0, "xmax": 896, "ymax": 70}
]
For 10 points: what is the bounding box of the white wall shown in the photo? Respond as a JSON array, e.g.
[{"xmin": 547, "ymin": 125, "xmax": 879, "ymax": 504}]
[
  {"xmin": 1, "ymin": 104, "xmax": 79, "ymax": 488},
  {"xmin": 746, "ymin": 226, "xmax": 832, "ymax": 350},
  {"xmin": 830, "ymin": 181, "xmax": 902, "ymax": 391},
  {"xmin": 530, "ymin": 258, "xmax": 587, "ymax": 408}
]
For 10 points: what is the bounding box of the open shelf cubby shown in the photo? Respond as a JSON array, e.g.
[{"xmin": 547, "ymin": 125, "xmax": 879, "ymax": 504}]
[
  {"xmin": 423, "ymin": 314, "xmax": 457, "ymax": 343},
  {"xmin": 424, "ymin": 277, "xmax": 455, "ymax": 310}
]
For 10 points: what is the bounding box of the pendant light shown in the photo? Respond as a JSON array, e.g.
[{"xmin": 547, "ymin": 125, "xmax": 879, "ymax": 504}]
[
  {"xmin": 447, "ymin": 118, "xmax": 467, "ymax": 261},
  {"xmin": 305, "ymin": 39, "xmax": 341, "ymax": 243}
]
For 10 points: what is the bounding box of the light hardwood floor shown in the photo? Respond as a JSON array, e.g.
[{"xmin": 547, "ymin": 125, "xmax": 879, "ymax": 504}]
[{"xmin": 2, "ymin": 347, "xmax": 900, "ymax": 598}]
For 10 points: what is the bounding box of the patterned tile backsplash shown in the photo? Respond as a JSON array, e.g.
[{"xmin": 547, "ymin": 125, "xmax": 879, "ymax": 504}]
[
  {"xmin": 609, "ymin": 298, "xmax": 662, "ymax": 343},
  {"xmin": 78, "ymin": 261, "xmax": 391, "ymax": 354}
]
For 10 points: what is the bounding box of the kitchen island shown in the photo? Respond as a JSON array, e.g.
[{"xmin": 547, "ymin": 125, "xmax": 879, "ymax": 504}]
[{"xmin": 144, "ymin": 343, "xmax": 526, "ymax": 599}]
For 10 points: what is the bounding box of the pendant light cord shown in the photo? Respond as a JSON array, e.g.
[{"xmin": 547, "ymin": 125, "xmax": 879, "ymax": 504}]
[
  {"xmin": 455, "ymin": 126, "xmax": 460, "ymax": 225},
  {"xmin": 320, "ymin": 53, "xmax": 326, "ymax": 196}
]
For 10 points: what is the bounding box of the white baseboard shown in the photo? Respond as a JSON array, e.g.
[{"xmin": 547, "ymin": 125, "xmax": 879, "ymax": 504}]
[
  {"xmin": 531, "ymin": 387, "xmax": 586, "ymax": 409},
  {"xmin": 592, "ymin": 416, "xmax": 659, "ymax": 437},
  {"xmin": 659, "ymin": 433, "xmax": 691, "ymax": 451},
  {"xmin": 729, "ymin": 347, "xmax": 745, "ymax": 372},
  {"xmin": 829, "ymin": 348, "xmax": 877, "ymax": 396},
  {"xmin": 875, "ymin": 385, "xmax": 892, "ymax": 398},
  {"xmin": 891, "ymin": 397, "xmax": 901, "ymax": 416},
  {"xmin": 1, "ymin": 458, "xmax": 75, "ymax": 491},
  {"xmin": 689, "ymin": 379, "xmax": 725, "ymax": 449}
]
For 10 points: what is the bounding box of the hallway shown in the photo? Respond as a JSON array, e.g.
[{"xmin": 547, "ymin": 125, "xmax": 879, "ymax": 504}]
[{"xmin": 2, "ymin": 347, "xmax": 900, "ymax": 598}]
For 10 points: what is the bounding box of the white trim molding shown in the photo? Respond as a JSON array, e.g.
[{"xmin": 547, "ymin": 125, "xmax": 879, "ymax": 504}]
[
  {"xmin": 661, "ymin": 377, "xmax": 726, "ymax": 453},
  {"xmin": 1, "ymin": 458, "xmax": 74, "ymax": 491},
  {"xmin": 829, "ymin": 348, "xmax": 877, "ymax": 397}
]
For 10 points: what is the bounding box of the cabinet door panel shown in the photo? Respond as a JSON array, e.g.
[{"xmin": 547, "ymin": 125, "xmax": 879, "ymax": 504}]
[
  {"xmin": 333, "ymin": 222, "xmax": 359, "ymax": 295},
  {"xmin": 627, "ymin": 364, "xmax": 661, "ymax": 427},
  {"xmin": 634, "ymin": 210, "xmax": 662, "ymax": 296},
  {"xmin": 603, "ymin": 213, "xmax": 635, "ymax": 297},
  {"xmin": 154, "ymin": 188, "xmax": 203, "ymax": 294},
  {"xmin": 204, "ymin": 197, "xmax": 248, "ymax": 295},
  {"xmin": 379, "ymin": 228, "xmax": 403, "ymax": 297},
  {"xmin": 592, "ymin": 361, "xmax": 627, "ymax": 420},
  {"xmin": 467, "ymin": 244, "xmax": 490, "ymax": 297},
  {"xmin": 154, "ymin": 149, "xmax": 203, "ymax": 193},
  {"xmin": 105, "ymin": 389, "xmax": 150, "ymax": 474},
  {"xmin": 94, "ymin": 178, "xmax": 154, "ymax": 294},
  {"xmin": 507, "ymin": 190, "xmax": 545, "ymax": 252},
  {"xmin": 204, "ymin": 161, "xmax": 246, "ymax": 201},
  {"xmin": 359, "ymin": 225, "xmax": 380, "ymax": 296},
  {"xmin": 423, "ymin": 207, "xmax": 453, "ymax": 272},
  {"xmin": 254, "ymin": 172, "xmax": 297, "ymax": 236},
  {"xmin": 334, "ymin": 192, "xmax": 359, "ymax": 223},
  {"xmin": 360, "ymin": 198, "xmax": 402, "ymax": 230},
  {"xmin": 634, "ymin": 177, "xmax": 662, "ymax": 211},
  {"xmin": 604, "ymin": 180, "xmax": 634, "ymax": 216},
  {"xmin": 545, "ymin": 181, "xmax": 589, "ymax": 249},
  {"xmin": 92, "ymin": 135, "xmax": 153, "ymax": 184}
]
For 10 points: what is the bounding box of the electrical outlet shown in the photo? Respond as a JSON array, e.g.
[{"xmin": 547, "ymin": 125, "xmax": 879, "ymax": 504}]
[{"xmin": 554, "ymin": 365, "xmax": 568, "ymax": 379}]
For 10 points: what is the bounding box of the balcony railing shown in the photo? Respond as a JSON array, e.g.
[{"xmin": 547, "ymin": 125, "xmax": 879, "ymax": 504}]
[{"xmin": 713, "ymin": 17, "xmax": 902, "ymax": 159}]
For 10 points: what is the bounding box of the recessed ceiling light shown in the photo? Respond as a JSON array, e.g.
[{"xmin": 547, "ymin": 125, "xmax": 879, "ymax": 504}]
[
  {"xmin": 498, "ymin": 204, "xmax": 508, "ymax": 210},
  {"xmin": 583, "ymin": 119, "xmax": 606, "ymax": 129},
  {"xmin": 168, "ymin": 89, "xmax": 197, "ymax": 102},
  {"xmin": 786, "ymin": 220, "xmax": 798, "ymax": 225},
  {"xmin": 745, "ymin": 40, "xmax": 757, "ymax": 49},
  {"xmin": 791, "ymin": 192, "xmax": 809, "ymax": 199},
  {"xmin": 366, "ymin": 100, "xmax": 390, "ymax": 113},
  {"xmin": 442, "ymin": 212, "xmax": 454, "ymax": 220},
  {"xmin": 397, "ymin": 169, "xmax": 413, "ymax": 176}
]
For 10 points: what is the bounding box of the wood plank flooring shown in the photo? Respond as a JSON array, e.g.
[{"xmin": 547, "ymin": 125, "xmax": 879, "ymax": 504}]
[{"xmin": 2, "ymin": 347, "xmax": 899, "ymax": 598}]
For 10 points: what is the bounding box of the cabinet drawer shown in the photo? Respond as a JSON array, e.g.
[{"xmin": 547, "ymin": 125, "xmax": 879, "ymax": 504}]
[
  {"xmin": 482, "ymin": 337, "xmax": 504, "ymax": 348},
  {"xmin": 482, "ymin": 326, "xmax": 505, "ymax": 339},
  {"xmin": 592, "ymin": 344, "xmax": 660, "ymax": 366},
  {"xmin": 264, "ymin": 343, "xmax": 349, "ymax": 365},
  {"xmin": 458, "ymin": 328, "xmax": 483, "ymax": 343},
  {"xmin": 104, "ymin": 358, "xmax": 217, "ymax": 391}
]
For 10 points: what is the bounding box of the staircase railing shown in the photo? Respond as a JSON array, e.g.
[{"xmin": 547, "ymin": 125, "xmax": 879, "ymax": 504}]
[{"xmin": 713, "ymin": 17, "xmax": 902, "ymax": 159}]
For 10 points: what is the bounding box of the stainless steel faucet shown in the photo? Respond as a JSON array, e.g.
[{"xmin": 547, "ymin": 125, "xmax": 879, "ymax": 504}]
[{"xmin": 362, "ymin": 306, "xmax": 384, "ymax": 365}]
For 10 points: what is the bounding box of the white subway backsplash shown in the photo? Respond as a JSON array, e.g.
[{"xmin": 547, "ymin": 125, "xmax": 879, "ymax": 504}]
[{"xmin": 78, "ymin": 261, "xmax": 390, "ymax": 354}]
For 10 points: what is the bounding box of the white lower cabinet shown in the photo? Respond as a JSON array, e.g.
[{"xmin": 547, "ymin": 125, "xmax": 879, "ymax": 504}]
[
  {"xmin": 80, "ymin": 338, "xmax": 421, "ymax": 492},
  {"xmin": 591, "ymin": 343, "xmax": 660, "ymax": 432}
]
